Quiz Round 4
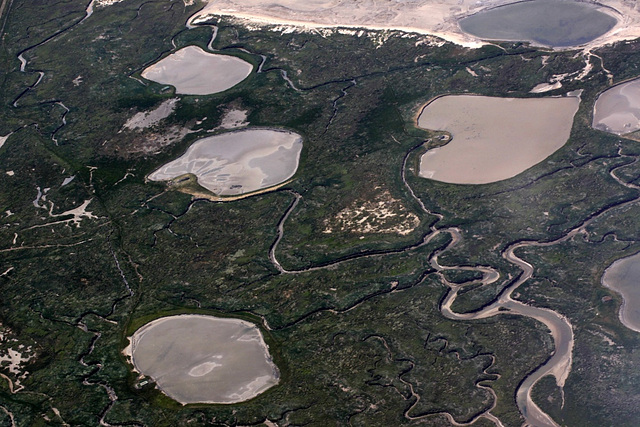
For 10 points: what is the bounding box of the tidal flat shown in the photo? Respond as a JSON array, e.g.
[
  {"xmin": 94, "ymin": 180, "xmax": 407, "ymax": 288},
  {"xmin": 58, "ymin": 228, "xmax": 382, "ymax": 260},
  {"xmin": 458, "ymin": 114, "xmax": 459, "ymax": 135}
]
[
  {"xmin": 417, "ymin": 95, "xmax": 580, "ymax": 184},
  {"xmin": 126, "ymin": 315, "xmax": 279, "ymax": 404},
  {"xmin": 141, "ymin": 45, "xmax": 252, "ymax": 95},
  {"xmin": 148, "ymin": 129, "xmax": 303, "ymax": 195}
]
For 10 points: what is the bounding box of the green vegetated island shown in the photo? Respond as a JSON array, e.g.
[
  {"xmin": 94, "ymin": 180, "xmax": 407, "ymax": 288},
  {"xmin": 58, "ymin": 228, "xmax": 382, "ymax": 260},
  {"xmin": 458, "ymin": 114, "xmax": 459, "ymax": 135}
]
[{"xmin": 3, "ymin": 0, "xmax": 640, "ymax": 426}]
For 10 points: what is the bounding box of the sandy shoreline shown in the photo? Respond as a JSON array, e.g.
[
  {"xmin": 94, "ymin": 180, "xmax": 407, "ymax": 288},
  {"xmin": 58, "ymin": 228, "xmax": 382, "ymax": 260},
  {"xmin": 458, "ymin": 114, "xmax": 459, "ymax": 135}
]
[{"xmin": 195, "ymin": 0, "xmax": 640, "ymax": 51}]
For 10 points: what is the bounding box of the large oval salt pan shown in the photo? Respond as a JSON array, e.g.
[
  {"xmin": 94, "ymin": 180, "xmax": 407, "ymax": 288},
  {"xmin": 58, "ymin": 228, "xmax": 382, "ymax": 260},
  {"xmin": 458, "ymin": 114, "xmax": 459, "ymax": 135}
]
[
  {"xmin": 128, "ymin": 315, "xmax": 279, "ymax": 404},
  {"xmin": 418, "ymin": 95, "xmax": 580, "ymax": 184},
  {"xmin": 141, "ymin": 45, "xmax": 252, "ymax": 95},
  {"xmin": 149, "ymin": 129, "xmax": 303, "ymax": 195},
  {"xmin": 593, "ymin": 79, "xmax": 640, "ymax": 135},
  {"xmin": 459, "ymin": 0, "xmax": 617, "ymax": 48}
]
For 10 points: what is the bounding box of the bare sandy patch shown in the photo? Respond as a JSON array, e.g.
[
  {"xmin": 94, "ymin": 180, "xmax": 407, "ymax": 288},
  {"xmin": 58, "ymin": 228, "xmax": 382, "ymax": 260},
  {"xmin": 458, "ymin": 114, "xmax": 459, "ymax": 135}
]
[
  {"xmin": 123, "ymin": 98, "xmax": 178, "ymax": 131},
  {"xmin": 323, "ymin": 189, "xmax": 419, "ymax": 235}
]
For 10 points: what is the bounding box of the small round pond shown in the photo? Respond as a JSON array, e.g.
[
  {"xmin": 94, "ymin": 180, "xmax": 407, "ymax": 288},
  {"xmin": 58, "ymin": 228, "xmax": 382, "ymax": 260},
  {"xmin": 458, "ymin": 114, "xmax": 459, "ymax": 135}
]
[
  {"xmin": 141, "ymin": 45, "xmax": 253, "ymax": 95},
  {"xmin": 593, "ymin": 78, "xmax": 640, "ymax": 135},
  {"xmin": 417, "ymin": 94, "xmax": 580, "ymax": 184},
  {"xmin": 148, "ymin": 128, "xmax": 303, "ymax": 196},
  {"xmin": 602, "ymin": 253, "xmax": 640, "ymax": 333},
  {"xmin": 459, "ymin": 0, "xmax": 618, "ymax": 48},
  {"xmin": 126, "ymin": 315, "xmax": 279, "ymax": 404}
]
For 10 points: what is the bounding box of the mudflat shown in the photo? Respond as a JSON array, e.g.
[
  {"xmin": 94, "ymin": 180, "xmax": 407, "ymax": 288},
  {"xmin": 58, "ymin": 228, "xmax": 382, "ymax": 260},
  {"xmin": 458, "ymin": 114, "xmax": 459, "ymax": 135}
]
[
  {"xmin": 148, "ymin": 129, "xmax": 303, "ymax": 195},
  {"xmin": 459, "ymin": 0, "xmax": 617, "ymax": 48},
  {"xmin": 141, "ymin": 46, "xmax": 252, "ymax": 95},
  {"xmin": 593, "ymin": 78, "xmax": 640, "ymax": 135},
  {"xmin": 128, "ymin": 315, "xmax": 279, "ymax": 404},
  {"xmin": 417, "ymin": 95, "xmax": 580, "ymax": 184},
  {"xmin": 602, "ymin": 253, "xmax": 640, "ymax": 332}
]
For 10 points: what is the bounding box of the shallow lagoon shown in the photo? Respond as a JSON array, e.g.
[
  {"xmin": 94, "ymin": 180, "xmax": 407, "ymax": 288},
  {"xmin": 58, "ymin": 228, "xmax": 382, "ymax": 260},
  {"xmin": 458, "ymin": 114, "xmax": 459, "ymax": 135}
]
[
  {"xmin": 141, "ymin": 45, "xmax": 252, "ymax": 95},
  {"xmin": 149, "ymin": 129, "xmax": 303, "ymax": 195},
  {"xmin": 602, "ymin": 253, "xmax": 640, "ymax": 332},
  {"xmin": 459, "ymin": 0, "xmax": 617, "ymax": 48},
  {"xmin": 417, "ymin": 95, "xmax": 580, "ymax": 184},
  {"xmin": 593, "ymin": 78, "xmax": 640, "ymax": 135},
  {"xmin": 128, "ymin": 315, "xmax": 279, "ymax": 404}
]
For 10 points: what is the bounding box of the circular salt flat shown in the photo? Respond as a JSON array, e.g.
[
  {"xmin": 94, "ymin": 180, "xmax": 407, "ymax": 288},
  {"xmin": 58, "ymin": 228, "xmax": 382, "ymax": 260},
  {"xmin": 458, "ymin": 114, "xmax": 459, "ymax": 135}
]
[
  {"xmin": 128, "ymin": 315, "xmax": 279, "ymax": 404},
  {"xmin": 417, "ymin": 95, "xmax": 580, "ymax": 184},
  {"xmin": 141, "ymin": 45, "xmax": 253, "ymax": 95},
  {"xmin": 459, "ymin": 0, "xmax": 617, "ymax": 48},
  {"xmin": 593, "ymin": 78, "xmax": 640, "ymax": 135},
  {"xmin": 148, "ymin": 129, "xmax": 303, "ymax": 196}
]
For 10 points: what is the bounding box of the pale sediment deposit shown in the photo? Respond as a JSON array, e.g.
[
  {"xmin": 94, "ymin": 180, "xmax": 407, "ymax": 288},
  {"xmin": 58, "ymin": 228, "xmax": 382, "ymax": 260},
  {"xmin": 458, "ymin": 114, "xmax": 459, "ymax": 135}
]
[
  {"xmin": 141, "ymin": 46, "xmax": 252, "ymax": 95},
  {"xmin": 125, "ymin": 315, "xmax": 279, "ymax": 404},
  {"xmin": 593, "ymin": 78, "xmax": 640, "ymax": 135},
  {"xmin": 602, "ymin": 252, "xmax": 640, "ymax": 332},
  {"xmin": 195, "ymin": 0, "xmax": 638, "ymax": 50},
  {"xmin": 148, "ymin": 129, "xmax": 303, "ymax": 196},
  {"xmin": 417, "ymin": 94, "xmax": 580, "ymax": 184}
]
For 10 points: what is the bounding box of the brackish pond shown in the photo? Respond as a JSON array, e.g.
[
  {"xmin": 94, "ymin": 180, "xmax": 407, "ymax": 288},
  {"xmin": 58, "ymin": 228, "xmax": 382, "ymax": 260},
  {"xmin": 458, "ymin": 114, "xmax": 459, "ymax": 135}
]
[
  {"xmin": 126, "ymin": 315, "xmax": 279, "ymax": 404},
  {"xmin": 417, "ymin": 94, "xmax": 580, "ymax": 184},
  {"xmin": 593, "ymin": 78, "xmax": 640, "ymax": 135},
  {"xmin": 149, "ymin": 129, "xmax": 303, "ymax": 195},
  {"xmin": 602, "ymin": 253, "xmax": 640, "ymax": 332},
  {"xmin": 459, "ymin": 0, "xmax": 617, "ymax": 48},
  {"xmin": 141, "ymin": 45, "xmax": 253, "ymax": 95}
]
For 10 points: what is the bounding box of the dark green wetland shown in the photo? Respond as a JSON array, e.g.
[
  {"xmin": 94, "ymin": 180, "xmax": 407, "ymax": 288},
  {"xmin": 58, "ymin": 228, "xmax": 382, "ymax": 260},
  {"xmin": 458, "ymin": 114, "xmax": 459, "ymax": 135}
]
[{"xmin": 2, "ymin": 0, "xmax": 640, "ymax": 426}]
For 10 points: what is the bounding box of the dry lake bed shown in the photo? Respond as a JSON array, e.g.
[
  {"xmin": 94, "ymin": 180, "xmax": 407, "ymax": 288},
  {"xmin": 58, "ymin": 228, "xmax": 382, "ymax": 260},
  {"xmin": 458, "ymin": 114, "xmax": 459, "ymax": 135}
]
[
  {"xmin": 126, "ymin": 315, "xmax": 279, "ymax": 404},
  {"xmin": 417, "ymin": 94, "xmax": 580, "ymax": 184},
  {"xmin": 141, "ymin": 45, "xmax": 253, "ymax": 95},
  {"xmin": 148, "ymin": 128, "xmax": 303, "ymax": 196}
]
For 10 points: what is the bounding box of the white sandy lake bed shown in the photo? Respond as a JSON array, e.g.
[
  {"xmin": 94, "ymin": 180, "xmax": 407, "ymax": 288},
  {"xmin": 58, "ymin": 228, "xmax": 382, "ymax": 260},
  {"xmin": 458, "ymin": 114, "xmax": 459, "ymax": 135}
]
[
  {"xmin": 125, "ymin": 315, "xmax": 279, "ymax": 404},
  {"xmin": 417, "ymin": 95, "xmax": 580, "ymax": 184},
  {"xmin": 141, "ymin": 46, "xmax": 252, "ymax": 95},
  {"xmin": 602, "ymin": 253, "xmax": 640, "ymax": 332},
  {"xmin": 149, "ymin": 128, "xmax": 303, "ymax": 196}
]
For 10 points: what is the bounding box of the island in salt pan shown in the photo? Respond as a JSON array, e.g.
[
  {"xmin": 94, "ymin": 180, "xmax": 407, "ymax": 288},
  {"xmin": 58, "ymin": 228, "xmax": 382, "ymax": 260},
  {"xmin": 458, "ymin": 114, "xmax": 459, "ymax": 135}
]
[
  {"xmin": 141, "ymin": 45, "xmax": 253, "ymax": 95},
  {"xmin": 417, "ymin": 94, "xmax": 580, "ymax": 184},
  {"xmin": 125, "ymin": 315, "xmax": 279, "ymax": 404},
  {"xmin": 148, "ymin": 129, "xmax": 303, "ymax": 196}
]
